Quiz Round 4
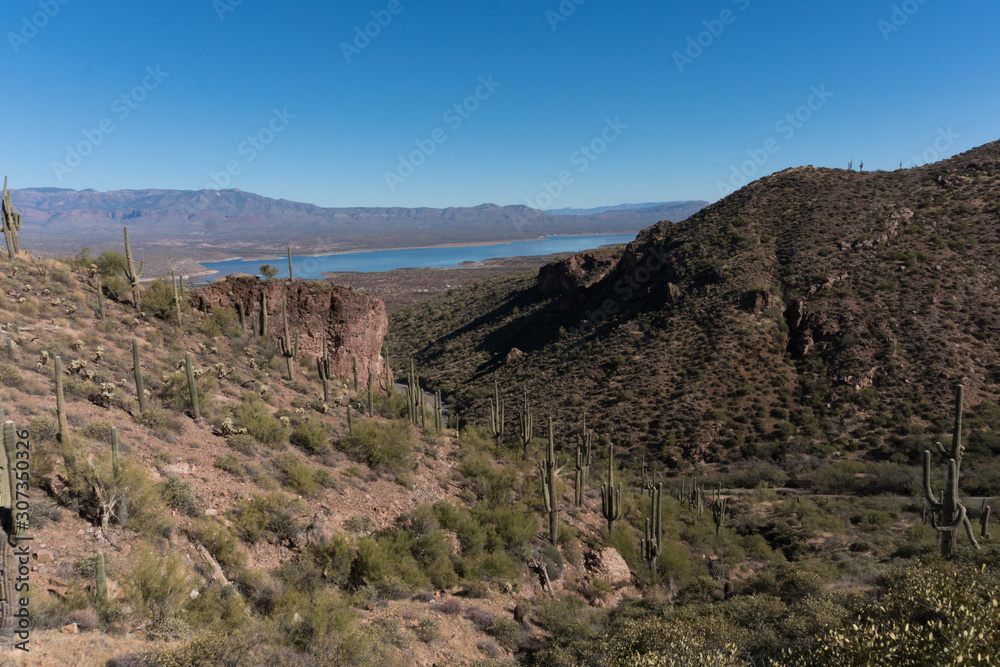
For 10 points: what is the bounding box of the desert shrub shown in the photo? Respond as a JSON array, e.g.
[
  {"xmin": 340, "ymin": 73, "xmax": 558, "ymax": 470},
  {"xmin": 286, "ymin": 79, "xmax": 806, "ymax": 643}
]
[
  {"xmin": 344, "ymin": 515, "xmax": 375, "ymax": 535},
  {"xmin": 272, "ymin": 452, "xmax": 321, "ymax": 498},
  {"xmin": 135, "ymin": 407, "xmax": 171, "ymax": 430},
  {"xmin": 159, "ymin": 369, "xmax": 215, "ymax": 414},
  {"xmin": 161, "ymin": 475, "xmax": 202, "ymax": 517},
  {"xmin": 438, "ymin": 598, "xmax": 462, "ymax": 615},
  {"xmin": 231, "ymin": 493, "xmax": 303, "ymax": 545},
  {"xmin": 231, "ymin": 393, "xmax": 286, "ymax": 446},
  {"xmin": 305, "ymin": 533, "xmax": 353, "ymax": 588},
  {"xmin": 0, "ymin": 362, "xmax": 22, "ymax": 387},
  {"xmin": 66, "ymin": 608, "xmax": 99, "ymax": 631},
  {"xmin": 339, "ymin": 420, "xmax": 414, "ymax": 474},
  {"xmin": 290, "ymin": 416, "xmax": 330, "ymax": 454},
  {"xmin": 487, "ymin": 617, "xmax": 523, "ymax": 651},
  {"xmin": 190, "ymin": 517, "xmax": 247, "ymax": 575},
  {"xmin": 214, "ymin": 453, "xmax": 244, "ymax": 478},
  {"xmin": 82, "ymin": 420, "xmax": 115, "ymax": 442},
  {"xmin": 96, "ymin": 250, "xmax": 128, "ymax": 277},
  {"xmin": 227, "ymin": 433, "xmax": 257, "ymax": 455},
  {"xmin": 184, "ymin": 584, "xmax": 250, "ymax": 634},
  {"xmin": 28, "ymin": 415, "xmax": 58, "ymax": 443},
  {"xmin": 124, "ymin": 545, "xmax": 192, "ymax": 624},
  {"xmin": 782, "ymin": 560, "xmax": 1000, "ymax": 666},
  {"xmin": 142, "ymin": 279, "xmax": 177, "ymax": 321},
  {"xmin": 415, "ymin": 616, "xmax": 441, "ymax": 643}
]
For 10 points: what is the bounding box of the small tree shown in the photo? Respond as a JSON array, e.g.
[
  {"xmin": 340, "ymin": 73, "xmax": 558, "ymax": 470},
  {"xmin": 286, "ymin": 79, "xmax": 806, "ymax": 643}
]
[{"xmin": 260, "ymin": 264, "xmax": 279, "ymax": 280}]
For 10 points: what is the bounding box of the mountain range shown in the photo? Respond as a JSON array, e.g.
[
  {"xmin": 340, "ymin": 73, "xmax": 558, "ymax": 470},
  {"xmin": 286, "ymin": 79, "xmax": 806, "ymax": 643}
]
[{"xmin": 8, "ymin": 187, "xmax": 707, "ymax": 258}]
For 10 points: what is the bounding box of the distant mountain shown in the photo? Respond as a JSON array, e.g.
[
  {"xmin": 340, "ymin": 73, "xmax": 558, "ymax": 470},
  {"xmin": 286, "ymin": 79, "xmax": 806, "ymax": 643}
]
[
  {"xmin": 545, "ymin": 202, "xmax": 682, "ymax": 216},
  {"xmin": 8, "ymin": 188, "xmax": 708, "ymax": 258}
]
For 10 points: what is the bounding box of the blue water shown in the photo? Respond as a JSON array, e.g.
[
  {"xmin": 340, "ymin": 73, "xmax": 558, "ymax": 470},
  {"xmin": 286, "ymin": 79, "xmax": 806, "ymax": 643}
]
[{"xmin": 201, "ymin": 234, "xmax": 637, "ymax": 280}]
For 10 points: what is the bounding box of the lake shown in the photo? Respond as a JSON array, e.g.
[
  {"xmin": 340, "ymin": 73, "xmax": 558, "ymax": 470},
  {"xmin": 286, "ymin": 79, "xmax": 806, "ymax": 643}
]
[{"xmin": 200, "ymin": 233, "xmax": 638, "ymax": 280}]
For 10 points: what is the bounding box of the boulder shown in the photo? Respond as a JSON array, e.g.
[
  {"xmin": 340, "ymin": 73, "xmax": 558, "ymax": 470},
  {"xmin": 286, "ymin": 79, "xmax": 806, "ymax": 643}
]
[{"xmin": 586, "ymin": 547, "xmax": 632, "ymax": 588}]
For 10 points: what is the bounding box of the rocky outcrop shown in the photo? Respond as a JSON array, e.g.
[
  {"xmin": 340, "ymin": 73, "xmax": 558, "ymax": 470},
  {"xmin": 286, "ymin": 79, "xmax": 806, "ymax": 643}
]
[
  {"xmin": 537, "ymin": 250, "xmax": 621, "ymax": 312},
  {"xmin": 585, "ymin": 547, "xmax": 632, "ymax": 588},
  {"xmin": 195, "ymin": 276, "xmax": 388, "ymax": 386}
]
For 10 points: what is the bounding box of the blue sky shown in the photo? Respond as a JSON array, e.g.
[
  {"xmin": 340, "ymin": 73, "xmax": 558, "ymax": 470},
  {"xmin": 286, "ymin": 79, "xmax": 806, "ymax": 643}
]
[{"xmin": 2, "ymin": 0, "xmax": 998, "ymax": 209}]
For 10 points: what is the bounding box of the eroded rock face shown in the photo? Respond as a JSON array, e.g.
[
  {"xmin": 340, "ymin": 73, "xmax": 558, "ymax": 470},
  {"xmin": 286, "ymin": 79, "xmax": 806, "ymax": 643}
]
[
  {"xmin": 195, "ymin": 276, "xmax": 388, "ymax": 386},
  {"xmin": 537, "ymin": 250, "xmax": 621, "ymax": 312}
]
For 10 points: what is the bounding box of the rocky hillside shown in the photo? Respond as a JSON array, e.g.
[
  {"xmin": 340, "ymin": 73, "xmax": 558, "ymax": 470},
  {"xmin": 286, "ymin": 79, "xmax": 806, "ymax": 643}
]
[{"xmin": 392, "ymin": 140, "xmax": 1000, "ymax": 470}]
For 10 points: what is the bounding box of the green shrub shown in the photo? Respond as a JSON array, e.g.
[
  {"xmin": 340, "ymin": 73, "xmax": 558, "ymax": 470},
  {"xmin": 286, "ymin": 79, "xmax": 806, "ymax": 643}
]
[
  {"xmin": 124, "ymin": 545, "xmax": 192, "ymax": 624},
  {"xmin": 290, "ymin": 416, "xmax": 330, "ymax": 454},
  {"xmin": 82, "ymin": 420, "xmax": 115, "ymax": 442},
  {"xmin": 230, "ymin": 394, "xmax": 286, "ymax": 446},
  {"xmin": 227, "ymin": 433, "xmax": 257, "ymax": 455},
  {"xmin": 0, "ymin": 362, "xmax": 22, "ymax": 387},
  {"xmin": 339, "ymin": 420, "xmax": 414, "ymax": 474},
  {"xmin": 487, "ymin": 617, "xmax": 523, "ymax": 651},
  {"xmin": 415, "ymin": 616, "xmax": 441, "ymax": 643},
  {"xmin": 161, "ymin": 475, "xmax": 202, "ymax": 518},
  {"xmin": 272, "ymin": 452, "xmax": 322, "ymax": 498},
  {"xmin": 214, "ymin": 453, "xmax": 244, "ymax": 479},
  {"xmin": 191, "ymin": 517, "xmax": 247, "ymax": 574},
  {"xmin": 231, "ymin": 493, "xmax": 303, "ymax": 545},
  {"xmin": 142, "ymin": 279, "xmax": 177, "ymax": 320},
  {"xmin": 28, "ymin": 415, "xmax": 58, "ymax": 443}
]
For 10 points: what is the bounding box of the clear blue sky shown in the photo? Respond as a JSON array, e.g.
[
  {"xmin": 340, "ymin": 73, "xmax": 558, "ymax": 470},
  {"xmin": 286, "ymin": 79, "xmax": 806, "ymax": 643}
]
[{"xmin": 2, "ymin": 0, "xmax": 998, "ymax": 209}]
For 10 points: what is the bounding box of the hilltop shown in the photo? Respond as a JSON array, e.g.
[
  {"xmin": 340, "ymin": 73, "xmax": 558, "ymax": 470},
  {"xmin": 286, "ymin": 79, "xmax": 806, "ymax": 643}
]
[{"xmin": 392, "ymin": 140, "xmax": 1000, "ymax": 472}]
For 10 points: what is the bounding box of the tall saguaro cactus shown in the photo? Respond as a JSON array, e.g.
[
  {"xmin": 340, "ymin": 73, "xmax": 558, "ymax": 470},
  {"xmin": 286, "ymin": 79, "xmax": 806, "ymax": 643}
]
[
  {"xmin": 641, "ymin": 482, "xmax": 662, "ymax": 569},
  {"xmin": 317, "ymin": 336, "xmax": 332, "ymax": 406},
  {"xmin": 259, "ymin": 291, "xmax": 268, "ymax": 337},
  {"xmin": 185, "ymin": 352, "xmax": 200, "ymax": 420},
  {"xmin": 517, "ymin": 390, "xmax": 533, "ymax": 460},
  {"xmin": 488, "ymin": 377, "xmax": 504, "ymax": 445},
  {"xmin": 287, "ymin": 246, "xmax": 294, "ymax": 282},
  {"xmin": 434, "ymin": 391, "xmax": 443, "ymax": 432},
  {"xmin": 539, "ymin": 418, "xmax": 563, "ymax": 546},
  {"xmin": 574, "ymin": 432, "xmax": 592, "ymax": 507},
  {"xmin": 981, "ymin": 499, "xmax": 992, "ymax": 540},
  {"xmin": 278, "ymin": 298, "xmax": 299, "ymax": 381},
  {"xmin": 171, "ymin": 270, "xmax": 182, "ymax": 326},
  {"xmin": 600, "ymin": 443, "xmax": 623, "ymax": 532},
  {"xmin": 132, "ymin": 338, "xmax": 147, "ymax": 413},
  {"xmin": 405, "ymin": 358, "xmax": 421, "ymax": 426},
  {"xmin": 55, "ymin": 356, "xmax": 69, "ymax": 445},
  {"xmin": 1, "ymin": 177, "xmax": 20, "ymax": 260},
  {"xmin": 923, "ymin": 384, "xmax": 979, "ymax": 557},
  {"xmin": 123, "ymin": 226, "xmax": 143, "ymax": 313},
  {"xmin": 712, "ymin": 485, "xmax": 728, "ymax": 536}
]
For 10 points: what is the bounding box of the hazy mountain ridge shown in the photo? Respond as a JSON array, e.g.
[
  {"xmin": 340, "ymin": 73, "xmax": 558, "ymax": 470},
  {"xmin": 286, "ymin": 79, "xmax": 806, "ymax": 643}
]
[
  {"xmin": 392, "ymin": 140, "xmax": 1000, "ymax": 464},
  {"xmin": 544, "ymin": 202, "xmax": 679, "ymax": 215},
  {"xmin": 9, "ymin": 187, "xmax": 707, "ymax": 257}
]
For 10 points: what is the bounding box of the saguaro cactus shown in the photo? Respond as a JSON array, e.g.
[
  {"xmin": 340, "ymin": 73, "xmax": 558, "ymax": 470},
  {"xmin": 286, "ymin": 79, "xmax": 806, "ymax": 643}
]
[
  {"xmin": 434, "ymin": 391, "xmax": 443, "ymax": 432},
  {"xmin": 712, "ymin": 485, "xmax": 728, "ymax": 536},
  {"xmin": 287, "ymin": 246, "xmax": 294, "ymax": 282},
  {"xmin": 378, "ymin": 344, "xmax": 392, "ymax": 394},
  {"xmin": 406, "ymin": 358, "xmax": 421, "ymax": 426},
  {"xmin": 185, "ymin": 352, "xmax": 200, "ymax": 420},
  {"xmin": 317, "ymin": 337, "xmax": 332, "ymax": 406},
  {"xmin": 278, "ymin": 298, "xmax": 299, "ymax": 381},
  {"xmin": 488, "ymin": 377, "xmax": 504, "ymax": 445},
  {"xmin": 539, "ymin": 418, "xmax": 563, "ymax": 546},
  {"xmin": 347, "ymin": 403, "xmax": 353, "ymax": 435},
  {"xmin": 923, "ymin": 384, "xmax": 979, "ymax": 557},
  {"xmin": 55, "ymin": 356, "xmax": 69, "ymax": 445},
  {"xmin": 352, "ymin": 356, "xmax": 359, "ymax": 392},
  {"xmin": 517, "ymin": 390, "xmax": 533, "ymax": 460},
  {"xmin": 171, "ymin": 270, "xmax": 182, "ymax": 326},
  {"xmin": 132, "ymin": 338, "xmax": 146, "ymax": 413},
  {"xmin": 237, "ymin": 300, "xmax": 246, "ymax": 330},
  {"xmin": 1, "ymin": 177, "xmax": 19, "ymax": 260},
  {"xmin": 123, "ymin": 226, "xmax": 143, "ymax": 313},
  {"xmin": 259, "ymin": 291, "xmax": 269, "ymax": 337},
  {"xmin": 981, "ymin": 499, "xmax": 992, "ymax": 540},
  {"xmin": 111, "ymin": 427, "xmax": 120, "ymax": 479},
  {"xmin": 367, "ymin": 372, "xmax": 375, "ymax": 417},
  {"xmin": 574, "ymin": 433, "xmax": 592, "ymax": 507},
  {"xmin": 641, "ymin": 482, "xmax": 662, "ymax": 569},
  {"xmin": 97, "ymin": 283, "xmax": 106, "ymax": 321},
  {"xmin": 600, "ymin": 443, "xmax": 623, "ymax": 532}
]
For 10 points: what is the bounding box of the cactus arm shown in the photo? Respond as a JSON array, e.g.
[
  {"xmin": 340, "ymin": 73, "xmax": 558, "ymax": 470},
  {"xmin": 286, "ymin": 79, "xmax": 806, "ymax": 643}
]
[{"xmin": 922, "ymin": 450, "xmax": 941, "ymax": 508}]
